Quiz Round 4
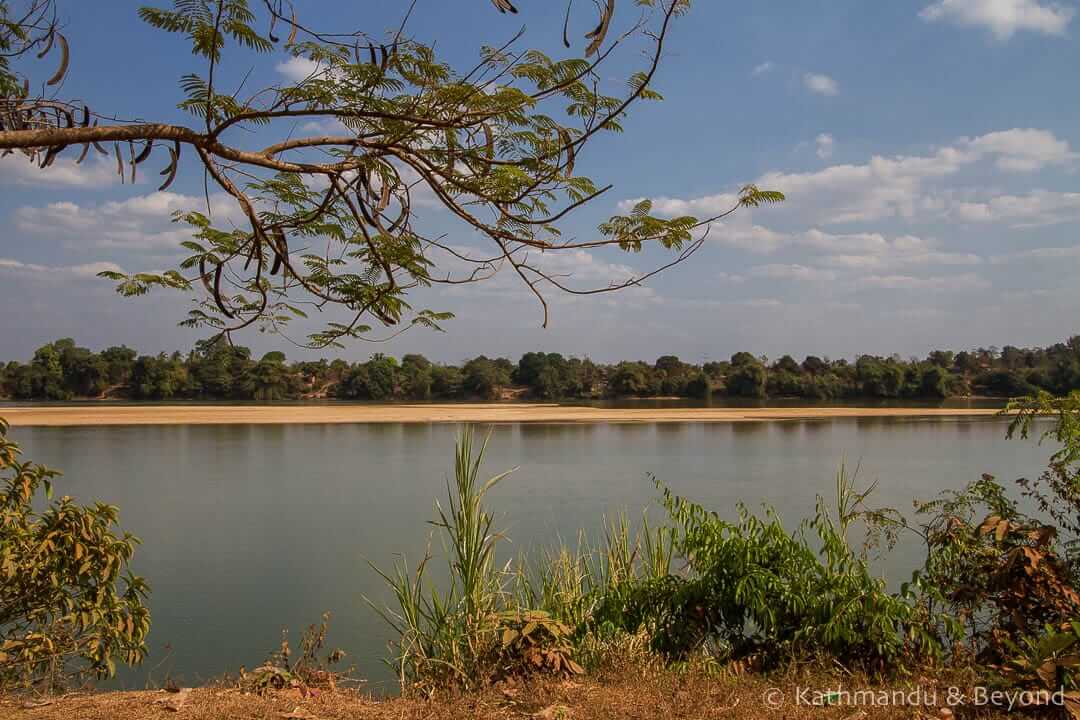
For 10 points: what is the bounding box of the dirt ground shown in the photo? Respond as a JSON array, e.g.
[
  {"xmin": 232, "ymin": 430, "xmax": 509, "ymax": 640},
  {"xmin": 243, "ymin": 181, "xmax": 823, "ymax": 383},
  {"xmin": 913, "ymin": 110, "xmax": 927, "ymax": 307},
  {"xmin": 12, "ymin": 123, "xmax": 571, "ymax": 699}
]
[
  {"xmin": 0, "ymin": 672, "xmax": 1021, "ymax": 720},
  {"xmin": 0, "ymin": 403, "xmax": 1002, "ymax": 427}
]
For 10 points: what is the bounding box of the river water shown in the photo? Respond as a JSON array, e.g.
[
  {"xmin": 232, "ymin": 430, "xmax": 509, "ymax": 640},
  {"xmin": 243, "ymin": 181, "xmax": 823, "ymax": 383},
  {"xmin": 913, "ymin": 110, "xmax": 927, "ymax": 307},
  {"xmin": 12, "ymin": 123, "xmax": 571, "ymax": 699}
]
[{"xmin": 9, "ymin": 413, "xmax": 1050, "ymax": 691}]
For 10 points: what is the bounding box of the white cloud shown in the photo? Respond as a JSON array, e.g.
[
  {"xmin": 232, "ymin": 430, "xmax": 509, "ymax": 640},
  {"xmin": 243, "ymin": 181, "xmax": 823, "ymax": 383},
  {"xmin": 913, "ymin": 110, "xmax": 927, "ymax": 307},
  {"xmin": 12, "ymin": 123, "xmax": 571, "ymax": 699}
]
[
  {"xmin": 803, "ymin": 73, "xmax": 839, "ymax": 96},
  {"xmin": 619, "ymin": 192, "xmax": 740, "ymax": 218},
  {"xmin": 705, "ymin": 222, "xmax": 790, "ymax": 253},
  {"xmin": 14, "ymin": 191, "xmax": 244, "ymax": 250},
  {"xmin": 0, "ymin": 257, "xmax": 125, "ymax": 277},
  {"xmin": 815, "ymin": 133, "xmax": 835, "ymax": 160},
  {"xmin": 919, "ymin": 0, "xmax": 1074, "ymax": 38},
  {"xmin": 751, "ymin": 61, "xmax": 775, "ymax": 76},
  {"xmin": 756, "ymin": 147, "xmax": 970, "ymax": 224},
  {"xmin": 964, "ymin": 128, "xmax": 1077, "ymax": 171},
  {"xmin": 748, "ymin": 264, "xmax": 838, "ymax": 282},
  {"xmin": 990, "ymin": 244, "xmax": 1080, "ymax": 263},
  {"xmin": 632, "ymin": 128, "xmax": 1075, "ymax": 227},
  {"xmin": 798, "ymin": 229, "xmax": 890, "ymax": 253},
  {"xmin": 734, "ymin": 298, "xmax": 784, "ymax": 309},
  {"xmin": 276, "ymin": 56, "xmax": 322, "ymax": 82},
  {"xmin": 0, "ymin": 153, "xmax": 119, "ymax": 188},
  {"xmin": 433, "ymin": 244, "xmax": 658, "ymax": 306},
  {"xmin": 854, "ymin": 273, "xmax": 989, "ymax": 291},
  {"xmin": 735, "ymin": 229, "xmax": 981, "ymax": 276},
  {"xmin": 950, "ymin": 190, "xmax": 1080, "ymax": 226}
]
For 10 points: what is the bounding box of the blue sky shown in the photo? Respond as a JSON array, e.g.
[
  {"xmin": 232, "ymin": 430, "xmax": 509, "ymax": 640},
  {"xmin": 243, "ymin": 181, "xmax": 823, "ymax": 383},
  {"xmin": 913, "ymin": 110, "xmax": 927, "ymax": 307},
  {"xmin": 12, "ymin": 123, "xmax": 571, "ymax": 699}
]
[{"xmin": 2, "ymin": 0, "xmax": 1079, "ymax": 363}]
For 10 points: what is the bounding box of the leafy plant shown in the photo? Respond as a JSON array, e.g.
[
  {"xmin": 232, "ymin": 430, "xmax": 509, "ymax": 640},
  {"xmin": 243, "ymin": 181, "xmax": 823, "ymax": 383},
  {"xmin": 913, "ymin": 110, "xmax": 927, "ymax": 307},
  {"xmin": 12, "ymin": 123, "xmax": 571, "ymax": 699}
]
[
  {"xmin": 0, "ymin": 418, "xmax": 150, "ymax": 690},
  {"xmin": 592, "ymin": 471, "xmax": 936, "ymax": 672},
  {"xmin": 241, "ymin": 612, "xmax": 349, "ymax": 695},
  {"xmin": 913, "ymin": 475, "xmax": 1079, "ymax": 664},
  {"xmin": 1007, "ymin": 391, "xmax": 1080, "ymax": 571},
  {"xmin": 492, "ymin": 610, "xmax": 582, "ymax": 679}
]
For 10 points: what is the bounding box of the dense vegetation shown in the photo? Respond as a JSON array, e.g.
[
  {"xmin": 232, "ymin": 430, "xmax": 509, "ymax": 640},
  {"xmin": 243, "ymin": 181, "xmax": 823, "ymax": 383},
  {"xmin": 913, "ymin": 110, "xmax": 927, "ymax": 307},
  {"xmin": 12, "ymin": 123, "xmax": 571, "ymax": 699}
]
[
  {"xmin": 3, "ymin": 337, "xmax": 1080, "ymax": 402},
  {"xmin": 374, "ymin": 393, "xmax": 1080, "ymax": 713},
  {"xmin": 0, "ymin": 419, "xmax": 150, "ymax": 691}
]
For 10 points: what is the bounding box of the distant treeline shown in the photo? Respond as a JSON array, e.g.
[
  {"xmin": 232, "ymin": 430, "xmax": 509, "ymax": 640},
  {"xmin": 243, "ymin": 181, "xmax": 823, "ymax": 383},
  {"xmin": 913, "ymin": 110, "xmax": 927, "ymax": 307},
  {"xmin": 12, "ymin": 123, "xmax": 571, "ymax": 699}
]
[{"xmin": 2, "ymin": 337, "xmax": 1080, "ymax": 402}]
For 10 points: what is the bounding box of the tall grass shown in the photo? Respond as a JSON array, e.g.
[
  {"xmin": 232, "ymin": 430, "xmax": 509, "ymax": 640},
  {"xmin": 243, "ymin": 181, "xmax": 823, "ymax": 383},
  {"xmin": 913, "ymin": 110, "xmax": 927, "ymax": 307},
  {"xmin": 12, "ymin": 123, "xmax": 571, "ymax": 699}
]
[
  {"xmin": 513, "ymin": 509, "xmax": 674, "ymax": 631},
  {"xmin": 369, "ymin": 428, "xmax": 676, "ymax": 693},
  {"xmin": 367, "ymin": 428, "xmax": 514, "ymax": 691}
]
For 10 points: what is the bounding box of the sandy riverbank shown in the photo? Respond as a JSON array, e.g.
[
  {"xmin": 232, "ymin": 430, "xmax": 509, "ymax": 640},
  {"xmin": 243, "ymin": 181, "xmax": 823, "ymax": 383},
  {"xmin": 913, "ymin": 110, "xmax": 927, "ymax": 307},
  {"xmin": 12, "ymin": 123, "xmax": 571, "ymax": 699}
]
[{"xmin": 0, "ymin": 404, "xmax": 1004, "ymax": 427}]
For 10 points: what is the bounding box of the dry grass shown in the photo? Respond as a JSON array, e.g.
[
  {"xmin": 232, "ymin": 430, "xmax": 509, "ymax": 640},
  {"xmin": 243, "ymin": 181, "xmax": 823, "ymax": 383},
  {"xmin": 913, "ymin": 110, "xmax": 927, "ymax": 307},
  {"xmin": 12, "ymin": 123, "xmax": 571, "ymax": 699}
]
[
  {"xmin": 1, "ymin": 404, "xmax": 1001, "ymax": 427},
  {"xmin": 1, "ymin": 669, "xmax": 1017, "ymax": 720}
]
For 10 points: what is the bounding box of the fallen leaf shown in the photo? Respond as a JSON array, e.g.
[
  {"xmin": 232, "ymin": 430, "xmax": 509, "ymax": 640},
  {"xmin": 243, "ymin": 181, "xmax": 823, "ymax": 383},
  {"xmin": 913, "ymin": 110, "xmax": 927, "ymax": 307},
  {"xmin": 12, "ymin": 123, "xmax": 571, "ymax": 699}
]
[
  {"xmin": 153, "ymin": 687, "xmax": 192, "ymax": 712},
  {"xmin": 278, "ymin": 708, "xmax": 326, "ymax": 720}
]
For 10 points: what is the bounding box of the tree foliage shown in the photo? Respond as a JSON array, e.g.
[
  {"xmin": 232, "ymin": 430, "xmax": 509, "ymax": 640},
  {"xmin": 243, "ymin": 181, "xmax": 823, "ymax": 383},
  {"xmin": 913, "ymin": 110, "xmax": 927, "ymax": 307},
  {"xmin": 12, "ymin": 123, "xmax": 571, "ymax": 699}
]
[
  {"xmin": 0, "ymin": 418, "xmax": 150, "ymax": 690},
  {"xmin": 0, "ymin": 0, "xmax": 783, "ymax": 348},
  {"xmin": 5, "ymin": 335, "xmax": 1080, "ymax": 402}
]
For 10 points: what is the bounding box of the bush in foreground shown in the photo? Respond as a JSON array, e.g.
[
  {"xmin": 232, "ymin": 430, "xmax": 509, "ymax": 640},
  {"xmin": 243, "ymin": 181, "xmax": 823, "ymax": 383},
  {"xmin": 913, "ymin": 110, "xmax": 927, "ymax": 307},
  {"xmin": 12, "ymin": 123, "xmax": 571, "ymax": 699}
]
[{"xmin": 0, "ymin": 418, "xmax": 150, "ymax": 691}]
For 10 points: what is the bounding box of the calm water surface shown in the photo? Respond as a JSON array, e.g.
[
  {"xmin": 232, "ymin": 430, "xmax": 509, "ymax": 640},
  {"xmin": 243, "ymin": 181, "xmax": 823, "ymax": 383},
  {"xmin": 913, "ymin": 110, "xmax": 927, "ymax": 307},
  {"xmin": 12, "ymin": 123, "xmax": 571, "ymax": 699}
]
[{"xmin": 10, "ymin": 416, "xmax": 1049, "ymax": 691}]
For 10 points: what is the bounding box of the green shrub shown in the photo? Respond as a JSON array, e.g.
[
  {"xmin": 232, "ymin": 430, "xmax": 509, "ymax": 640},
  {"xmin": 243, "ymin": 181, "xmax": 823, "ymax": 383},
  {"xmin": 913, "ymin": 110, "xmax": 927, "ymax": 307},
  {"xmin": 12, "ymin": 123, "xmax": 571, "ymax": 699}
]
[
  {"xmin": 592, "ymin": 470, "xmax": 938, "ymax": 672},
  {"xmin": 0, "ymin": 418, "xmax": 150, "ymax": 690}
]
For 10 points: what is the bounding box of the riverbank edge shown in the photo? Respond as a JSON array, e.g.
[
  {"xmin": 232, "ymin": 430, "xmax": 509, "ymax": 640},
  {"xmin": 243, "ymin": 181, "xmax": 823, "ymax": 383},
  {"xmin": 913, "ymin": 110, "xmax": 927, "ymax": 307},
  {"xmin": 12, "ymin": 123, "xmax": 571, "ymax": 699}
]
[
  {"xmin": 0, "ymin": 404, "xmax": 1006, "ymax": 427},
  {"xmin": 0, "ymin": 673, "xmax": 1009, "ymax": 719}
]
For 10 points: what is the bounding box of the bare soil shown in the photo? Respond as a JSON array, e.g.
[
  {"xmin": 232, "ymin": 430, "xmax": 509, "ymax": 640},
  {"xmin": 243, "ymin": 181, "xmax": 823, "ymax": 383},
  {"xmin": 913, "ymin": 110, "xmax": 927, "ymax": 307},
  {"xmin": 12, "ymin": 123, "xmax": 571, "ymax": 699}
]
[
  {"xmin": 1, "ymin": 404, "xmax": 1002, "ymax": 427},
  {"xmin": 0, "ymin": 671, "xmax": 1013, "ymax": 720}
]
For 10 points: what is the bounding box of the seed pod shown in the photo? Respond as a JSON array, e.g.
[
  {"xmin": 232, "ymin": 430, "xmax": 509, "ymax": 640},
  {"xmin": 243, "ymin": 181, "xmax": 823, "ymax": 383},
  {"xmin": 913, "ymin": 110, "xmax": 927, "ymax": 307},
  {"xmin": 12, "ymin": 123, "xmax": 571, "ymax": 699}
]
[
  {"xmin": 368, "ymin": 44, "xmax": 377, "ymax": 66},
  {"xmin": 129, "ymin": 141, "xmax": 137, "ymax": 183},
  {"xmin": 133, "ymin": 139, "xmax": 154, "ymax": 164},
  {"xmin": 558, "ymin": 128, "xmax": 575, "ymax": 176},
  {"xmin": 379, "ymin": 44, "xmax": 389, "ymax": 71},
  {"xmin": 114, "ymin": 142, "xmax": 124, "ymax": 184},
  {"xmin": 243, "ymin": 239, "xmax": 256, "ymax": 271},
  {"xmin": 46, "ymin": 34, "xmax": 70, "ymax": 86},
  {"xmin": 286, "ymin": 10, "xmax": 298, "ymax": 45},
  {"xmin": 36, "ymin": 28, "xmax": 55, "ymax": 59},
  {"xmin": 81, "ymin": 105, "xmax": 91, "ymax": 127},
  {"xmin": 444, "ymin": 129, "xmax": 456, "ymax": 174},
  {"xmin": 199, "ymin": 257, "xmax": 214, "ymax": 295},
  {"xmin": 378, "ymin": 180, "xmax": 391, "ymax": 211},
  {"xmin": 158, "ymin": 145, "xmax": 179, "ymax": 191},
  {"xmin": 584, "ymin": 0, "xmax": 614, "ymax": 57},
  {"xmin": 212, "ymin": 263, "xmax": 235, "ymax": 318},
  {"xmin": 269, "ymin": 228, "xmax": 287, "ymax": 276},
  {"xmin": 41, "ymin": 144, "xmax": 65, "ymax": 169},
  {"xmin": 563, "ymin": 0, "xmax": 574, "ymax": 48},
  {"xmin": 268, "ymin": 12, "xmax": 279, "ymax": 42},
  {"xmin": 21, "ymin": 78, "xmax": 29, "ymax": 98},
  {"xmin": 491, "ymin": 0, "xmax": 518, "ymax": 13},
  {"xmin": 75, "ymin": 143, "xmax": 90, "ymax": 164}
]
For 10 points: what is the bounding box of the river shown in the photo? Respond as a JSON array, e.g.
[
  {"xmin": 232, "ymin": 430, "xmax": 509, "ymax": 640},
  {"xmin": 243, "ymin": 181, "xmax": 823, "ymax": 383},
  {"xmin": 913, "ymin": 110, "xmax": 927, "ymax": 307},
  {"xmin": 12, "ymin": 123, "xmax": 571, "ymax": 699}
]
[{"xmin": 9, "ymin": 413, "xmax": 1050, "ymax": 691}]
